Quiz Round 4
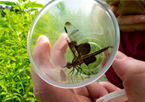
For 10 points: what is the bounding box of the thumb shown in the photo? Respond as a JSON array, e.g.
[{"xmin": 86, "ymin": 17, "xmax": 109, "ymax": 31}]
[
  {"xmin": 112, "ymin": 52, "xmax": 145, "ymax": 102},
  {"xmin": 112, "ymin": 51, "xmax": 130, "ymax": 81},
  {"xmin": 112, "ymin": 51, "xmax": 145, "ymax": 81}
]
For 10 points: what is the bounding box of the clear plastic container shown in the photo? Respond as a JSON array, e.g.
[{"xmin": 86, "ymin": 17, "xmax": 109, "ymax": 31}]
[
  {"xmin": 96, "ymin": 89, "xmax": 128, "ymax": 102},
  {"xmin": 27, "ymin": 0, "xmax": 120, "ymax": 88}
]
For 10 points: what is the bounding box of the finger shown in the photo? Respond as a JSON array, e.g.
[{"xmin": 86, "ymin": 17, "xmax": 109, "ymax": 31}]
[
  {"xmin": 108, "ymin": 1, "xmax": 120, "ymax": 6},
  {"xmin": 99, "ymin": 82, "xmax": 120, "ymax": 93},
  {"xmin": 109, "ymin": 5, "xmax": 119, "ymax": 17},
  {"xmin": 31, "ymin": 67, "xmax": 80, "ymax": 102},
  {"xmin": 112, "ymin": 51, "xmax": 132, "ymax": 81},
  {"xmin": 31, "ymin": 36, "xmax": 79, "ymax": 102},
  {"xmin": 112, "ymin": 52, "xmax": 145, "ymax": 102},
  {"xmin": 51, "ymin": 33, "xmax": 68, "ymax": 66},
  {"xmin": 117, "ymin": 15, "xmax": 145, "ymax": 25},
  {"xmin": 123, "ymin": 71, "xmax": 145, "ymax": 102},
  {"xmin": 33, "ymin": 35, "xmax": 61, "ymax": 82},
  {"xmin": 74, "ymin": 86, "xmax": 89, "ymax": 97},
  {"xmin": 119, "ymin": 23, "xmax": 145, "ymax": 32},
  {"xmin": 86, "ymin": 81, "xmax": 108, "ymax": 98},
  {"xmin": 112, "ymin": 51, "xmax": 145, "ymax": 81},
  {"xmin": 33, "ymin": 35, "xmax": 51, "ymax": 68},
  {"xmin": 31, "ymin": 67, "xmax": 53, "ymax": 101}
]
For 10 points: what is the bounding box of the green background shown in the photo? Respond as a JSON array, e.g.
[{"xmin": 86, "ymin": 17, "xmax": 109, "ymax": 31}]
[{"xmin": 0, "ymin": 0, "xmax": 43, "ymax": 101}]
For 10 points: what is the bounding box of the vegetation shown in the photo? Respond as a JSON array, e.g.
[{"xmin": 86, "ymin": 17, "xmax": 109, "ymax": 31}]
[
  {"xmin": 0, "ymin": 0, "xmax": 110, "ymax": 100},
  {"xmin": 0, "ymin": 0, "xmax": 43, "ymax": 101}
]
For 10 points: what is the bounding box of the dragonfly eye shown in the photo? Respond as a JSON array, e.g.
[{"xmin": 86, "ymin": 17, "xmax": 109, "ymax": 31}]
[{"xmin": 66, "ymin": 62, "xmax": 72, "ymax": 69}]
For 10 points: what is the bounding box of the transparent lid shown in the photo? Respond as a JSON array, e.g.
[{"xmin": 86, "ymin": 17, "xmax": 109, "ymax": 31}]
[{"xmin": 96, "ymin": 89, "xmax": 128, "ymax": 102}]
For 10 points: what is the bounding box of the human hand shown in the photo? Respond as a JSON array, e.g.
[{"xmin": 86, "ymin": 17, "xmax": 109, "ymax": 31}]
[
  {"xmin": 31, "ymin": 35, "xmax": 118, "ymax": 102},
  {"xmin": 108, "ymin": 1, "xmax": 145, "ymax": 32},
  {"xmin": 112, "ymin": 51, "xmax": 145, "ymax": 102}
]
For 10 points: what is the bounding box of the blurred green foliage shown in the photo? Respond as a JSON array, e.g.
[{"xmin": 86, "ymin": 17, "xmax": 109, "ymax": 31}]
[{"xmin": 0, "ymin": 0, "xmax": 43, "ymax": 101}]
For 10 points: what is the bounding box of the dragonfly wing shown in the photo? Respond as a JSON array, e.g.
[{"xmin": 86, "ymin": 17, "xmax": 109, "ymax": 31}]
[
  {"xmin": 84, "ymin": 56, "xmax": 96, "ymax": 66},
  {"xmin": 69, "ymin": 41, "xmax": 79, "ymax": 57},
  {"xmin": 76, "ymin": 42, "xmax": 91, "ymax": 56},
  {"xmin": 64, "ymin": 22, "xmax": 79, "ymax": 39}
]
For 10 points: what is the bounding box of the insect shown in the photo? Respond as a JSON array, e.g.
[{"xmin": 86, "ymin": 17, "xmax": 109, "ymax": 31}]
[{"xmin": 63, "ymin": 22, "xmax": 112, "ymax": 78}]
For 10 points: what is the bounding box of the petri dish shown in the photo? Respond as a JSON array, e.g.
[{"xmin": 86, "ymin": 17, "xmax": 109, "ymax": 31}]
[{"xmin": 27, "ymin": 0, "xmax": 120, "ymax": 88}]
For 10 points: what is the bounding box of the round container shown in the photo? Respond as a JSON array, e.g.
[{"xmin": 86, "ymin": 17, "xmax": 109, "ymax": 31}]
[
  {"xmin": 27, "ymin": 0, "xmax": 120, "ymax": 88},
  {"xmin": 96, "ymin": 89, "xmax": 128, "ymax": 102}
]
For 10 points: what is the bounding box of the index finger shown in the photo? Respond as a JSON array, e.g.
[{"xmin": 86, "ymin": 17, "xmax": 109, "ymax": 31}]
[
  {"xmin": 51, "ymin": 33, "xmax": 68, "ymax": 67},
  {"xmin": 117, "ymin": 15, "xmax": 145, "ymax": 25}
]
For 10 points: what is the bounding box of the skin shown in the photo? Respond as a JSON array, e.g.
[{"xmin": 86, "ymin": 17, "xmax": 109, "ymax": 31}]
[
  {"xmin": 31, "ymin": 35, "xmax": 118, "ymax": 102},
  {"xmin": 112, "ymin": 51, "xmax": 145, "ymax": 102},
  {"xmin": 108, "ymin": 1, "xmax": 145, "ymax": 32},
  {"xmin": 31, "ymin": 35, "xmax": 145, "ymax": 102}
]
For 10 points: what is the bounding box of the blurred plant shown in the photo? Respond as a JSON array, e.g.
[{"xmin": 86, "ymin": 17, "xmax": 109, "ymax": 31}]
[{"xmin": 0, "ymin": 0, "xmax": 43, "ymax": 101}]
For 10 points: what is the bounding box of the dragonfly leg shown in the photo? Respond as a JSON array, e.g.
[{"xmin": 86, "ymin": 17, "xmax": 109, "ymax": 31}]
[
  {"xmin": 69, "ymin": 68, "xmax": 76, "ymax": 83},
  {"xmin": 75, "ymin": 68, "xmax": 79, "ymax": 76},
  {"xmin": 69, "ymin": 68, "xmax": 74, "ymax": 75},
  {"xmin": 83, "ymin": 72, "xmax": 91, "ymax": 78},
  {"xmin": 87, "ymin": 65, "xmax": 95, "ymax": 75},
  {"xmin": 67, "ymin": 75, "xmax": 70, "ymax": 84},
  {"xmin": 77, "ymin": 66, "xmax": 83, "ymax": 74},
  {"xmin": 76, "ymin": 66, "xmax": 84, "ymax": 81},
  {"xmin": 74, "ymin": 69, "xmax": 79, "ymax": 83},
  {"xmin": 91, "ymin": 72, "xmax": 94, "ymax": 74}
]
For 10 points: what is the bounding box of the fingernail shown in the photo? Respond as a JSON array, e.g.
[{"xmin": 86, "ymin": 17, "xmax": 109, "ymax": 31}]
[
  {"xmin": 36, "ymin": 36, "xmax": 42, "ymax": 45},
  {"xmin": 36, "ymin": 35, "xmax": 49, "ymax": 44}
]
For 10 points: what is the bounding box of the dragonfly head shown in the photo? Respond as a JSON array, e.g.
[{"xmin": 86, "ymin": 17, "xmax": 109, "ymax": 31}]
[{"xmin": 64, "ymin": 62, "xmax": 72, "ymax": 69}]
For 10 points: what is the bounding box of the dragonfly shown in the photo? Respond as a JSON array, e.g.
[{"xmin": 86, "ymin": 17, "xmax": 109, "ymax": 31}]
[{"xmin": 63, "ymin": 21, "xmax": 112, "ymax": 77}]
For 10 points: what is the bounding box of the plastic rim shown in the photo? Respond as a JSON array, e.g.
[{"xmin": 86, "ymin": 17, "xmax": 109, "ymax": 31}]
[{"xmin": 96, "ymin": 89, "xmax": 128, "ymax": 102}]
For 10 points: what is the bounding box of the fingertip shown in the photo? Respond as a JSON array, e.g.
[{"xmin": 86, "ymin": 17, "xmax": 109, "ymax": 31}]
[
  {"xmin": 99, "ymin": 82, "xmax": 120, "ymax": 93},
  {"xmin": 112, "ymin": 51, "xmax": 131, "ymax": 81},
  {"xmin": 35, "ymin": 35, "xmax": 51, "ymax": 53},
  {"xmin": 86, "ymin": 82, "xmax": 108, "ymax": 98},
  {"xmin": 53, "ymin": 33, "xmax": 68, "ymax": 51},
  {"xmin": 61, "ymin": 33, "xmax": 68, "ymax": 38},
  {"xmin": 109, "ymin": 5, "xmax": 117, "ymax": 14},
  {"xmin": 36, "ymin": 35, "xmax": 50, "ymax": 45},
  {"xmin": 33, "ymin": 35, "xmax": 51, "ymax": 64},
  {"xmin": 58, "ymin": 33, "xmax": 68, "ymax": 46},
  {"xmin": 51, "ymin": 33, "xmax": 68, "ymax": 66},
  {"xmin": 115, "ymin": 51, "xmax": 127, "ymax": 60}
]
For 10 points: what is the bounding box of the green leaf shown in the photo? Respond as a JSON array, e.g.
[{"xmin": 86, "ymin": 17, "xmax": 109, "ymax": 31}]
[
  {"xmin": 0, "ymin": 92, "xmax": 7, "ymax": 96},
  {"xmin": 0, "ymin": 83, "xmax": 7, "ymax": 92},
  {"xmin": 0, "ymin": 0, "xmax": 43, "ymax": 101},
  {"xmin": 4, "ymin": 95, "xmax": 21, "ymax": 101},
  {"xmin": 23, "ymin": 1, "xmax": 44, "ymax": 9},
  {"xmin": 0, "ymin": 1, "xmax": 16, "ymax": 6}
]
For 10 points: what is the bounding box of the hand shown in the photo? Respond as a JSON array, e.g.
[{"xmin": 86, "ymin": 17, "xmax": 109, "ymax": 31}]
[
  {"xmin": 109, "ymin": 1, "xmax": 145, "ymax": 32},
  {"xmin": 112, "ymin": 51, "xmax": 145, "ymax": 102},
  {"xmin": 31, "ymin": 35, "xmax": 118, "ymax": 102}
]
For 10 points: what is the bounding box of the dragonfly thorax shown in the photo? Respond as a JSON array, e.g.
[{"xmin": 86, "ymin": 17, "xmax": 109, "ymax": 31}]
[{"xmin": 66, "ymin": 59, "xmax": 84, "ymax": 69}]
